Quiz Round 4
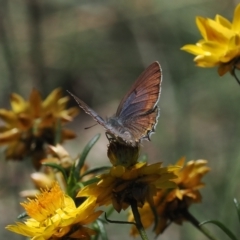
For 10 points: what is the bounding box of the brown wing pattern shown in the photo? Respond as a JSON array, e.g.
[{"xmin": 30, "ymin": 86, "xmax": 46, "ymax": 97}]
[
  {"xmin": 115, "ymin": 62, "xmax": 162, "ymax": 142},
  {"xmin": 123, "ymin": 107, "xmax": 159, "ymax": 141},
  {"xmin": 116, "ymin": 62, "xmax": 161, "ymax": 118}
]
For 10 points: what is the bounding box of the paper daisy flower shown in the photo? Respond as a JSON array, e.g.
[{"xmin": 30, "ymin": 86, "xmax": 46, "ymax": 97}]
[
  {"xmin": 6, "ymin": 182, "xmax": 102, "ymax": 239},
  {"xmin": 181, "ymin": 4, "xmax": 240, "ymax": 76}
]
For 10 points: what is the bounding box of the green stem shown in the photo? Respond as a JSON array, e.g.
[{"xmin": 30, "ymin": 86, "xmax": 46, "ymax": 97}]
[
  {"xmin": 131, "ymin": 200, "xmax": 149, "ymax": 240},
  {"xmin": 183, "ymin": 210, "xmax": 218, "ymax": 240}
]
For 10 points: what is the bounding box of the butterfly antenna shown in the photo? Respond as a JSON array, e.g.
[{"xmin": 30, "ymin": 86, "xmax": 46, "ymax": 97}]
[{"xmin": 84, "ymin": 123, "xmax": 98, "ymax": 130}]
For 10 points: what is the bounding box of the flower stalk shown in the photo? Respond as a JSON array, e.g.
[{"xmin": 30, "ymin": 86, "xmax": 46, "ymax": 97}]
[
  {"xmin": 131, "ymin": 200, "xmax": 149, "ymax": 240},
  {"xmin": 182, "ymin": 209, "xmax": 218, "ymax": 240}
]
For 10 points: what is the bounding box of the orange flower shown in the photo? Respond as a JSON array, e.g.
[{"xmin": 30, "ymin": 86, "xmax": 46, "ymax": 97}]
[
  {"xmin": 78, "ymin": 161, "xmax": 178, "ymax": 213},
  {"xmin": 0, "ymin": 88, "xmax": 79, "ymax": 169},
  {"xmin": 129, "ymin": 157, "xmax": 210, "ymax": 236},
  {"xmin": 6, "ymin": 183, "xmax": 102, "ymax": 240}
]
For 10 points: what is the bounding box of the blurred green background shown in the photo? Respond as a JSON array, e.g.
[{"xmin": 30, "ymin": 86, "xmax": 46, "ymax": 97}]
[{"xmin": 1, "ymin": 0, "xmax": 240, "ymax": 239}]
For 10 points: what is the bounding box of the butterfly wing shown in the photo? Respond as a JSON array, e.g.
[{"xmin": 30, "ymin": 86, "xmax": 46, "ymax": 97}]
[
  {"xmin": 66, "ymin": 90, "xmax": 107, "ymax": 128},
  {"xmin": 115, "ymin": 61, "xmax": 162, "ymax": 142}
]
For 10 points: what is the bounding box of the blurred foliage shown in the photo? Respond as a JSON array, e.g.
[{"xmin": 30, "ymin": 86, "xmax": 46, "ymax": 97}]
[{"xmin": 1, "ymin": 0, "xmax": 240, "ymax": 239}]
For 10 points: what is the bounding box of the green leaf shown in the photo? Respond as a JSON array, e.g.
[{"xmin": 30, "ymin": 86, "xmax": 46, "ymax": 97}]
[
  {"xmin": 200, "ymin": 220, "xmax": 238, "ymax": 240},
  {"xmin": 95, "ymin": 219, "xmax": 108, "ymax": 240},
  {"xmin": 67, "ymin": 164, "xmax": 77, "ymax": 197},
  {"xmin": 42, "ymin": 162, "xmax": 68, "ymax": 182},
  {"xmin": 233, "ymin": 198, "xmax": 240, "ymax": 222},
  {"xmin": 80, "ymin": 166, "xmax": 110, "ymax": 179},
  {"xmin": 74, "ymin": 134, "xmax": 101, "ymax": 181}
]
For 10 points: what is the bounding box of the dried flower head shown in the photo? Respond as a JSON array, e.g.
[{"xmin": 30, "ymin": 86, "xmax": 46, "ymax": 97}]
[{"xmin": 0, "ymin": 88, "xmax": 79, "ymax": 169}]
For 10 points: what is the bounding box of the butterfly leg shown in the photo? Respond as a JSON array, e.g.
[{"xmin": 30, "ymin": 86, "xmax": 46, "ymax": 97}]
[{"xmin": 105, "ymin": 132, "xmax": 115, "ymax": 143}]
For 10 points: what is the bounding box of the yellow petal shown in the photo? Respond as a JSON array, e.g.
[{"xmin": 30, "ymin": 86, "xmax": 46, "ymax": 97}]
[
  {"xmin": 156, "ymin": 173, "xmax": 178, "ymax": 184},
  {"xmin": 139, "ymin": 163, "xmax": 162, "ymax": 175},
  {"xmin": 60, "ymin": 107, "xmax": 80, "ymax": 122},
  {"xmin": 206, "ymin": 18, "xmax": 233, "ymax": 43},
  {"xmin": 79, "ymin": 211, "xmax": 103, "ymax": 225},
  {"xmin": 197, "ymin": 17, "xmax": 232, "ymax": 43},
  {"xmin": 42, "ymin": 88, "xmax": 62, "ymax": 113},
  {"xmin": 196, "ymin": 16, "xmax": 209, "ymax": 40},
  {"xmin": 175, "ymin": 189, "xmax": 183, "ymax": 199},
  {"xmin": 215, "ymin": 14, "xmax": 231, "ymax": 29},
  {"xmin": 232, "ymin": 4, "xmax": 240, "ymax": 32},
  {"xmin": 57, "ymin": 96, "xmax": 70, "ymax": 112},
  {"xmin": 220, "ymin": 36, "xmax": 240, "ymax": 63},
  {"xmin": 194, "ymin": 55, "xmax": 219, "ymax": 67},
  {"xmin": 199, "ymin": 41, "xmax": 225, "ymax": 55},
  {"xmin": 0, "ymin": 109, "xmax": 18, "ymax": 126},
  {"xmin": 98, "ymin": 175, "xmax": 114, "ymax": 187},
  {"xmin": 110, "ymin": 165, "xmax": 125, "ymax": 177},
  {"xmin": 60, "ymin": 110, "xmax": 74, "ymax": 122},
  {"xmin": 10, "ymin": 93, "xmax": 28, "ymax": 114},
  {"xmin": 66, "ymin": 107, "xmax": 80, "ymax": 118},
  {"xmin": 77, "ymin": 183, "xmax": 100, "ymax": 197},
  {"xmin": 0, "ymin": 128, "xmax": 20, "ymax": 144},
  {"xmin": 175, "ymin": 156, "xmax": 185, "ymax": 167},
  {"xmin": 181, "ymin": 44, "xmax": 205, "ymax": 55}
]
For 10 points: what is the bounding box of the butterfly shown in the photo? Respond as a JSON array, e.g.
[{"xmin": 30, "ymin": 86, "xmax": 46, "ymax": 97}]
[{"xmin": 67, "ymin": 61, "xmax": 162, "ymax": 146}]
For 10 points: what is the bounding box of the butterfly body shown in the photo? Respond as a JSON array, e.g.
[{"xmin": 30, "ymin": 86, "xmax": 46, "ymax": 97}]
[{"xmin": 68, "ymin": 61, "xmax": 162, "ymax": 146}]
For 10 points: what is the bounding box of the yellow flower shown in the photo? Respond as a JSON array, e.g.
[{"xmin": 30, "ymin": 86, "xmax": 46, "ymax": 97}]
[
  {"xmin": 181, "ymin": 4, "xmax": 240, "ymax": 76},
  {"xmin": 0, "ymin": 88, "xmax": 79, "ymax": 169},
  {"xmin": 77, "ymin": 161, "xmax": 178, "ymax": 213},
  {"xmin": 6, "ymin": 182, "xmax": 102, "ymax": 240},
  {"xmin": 129, "ymin": 157, "xmax": 210, "ymax": 236}
]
